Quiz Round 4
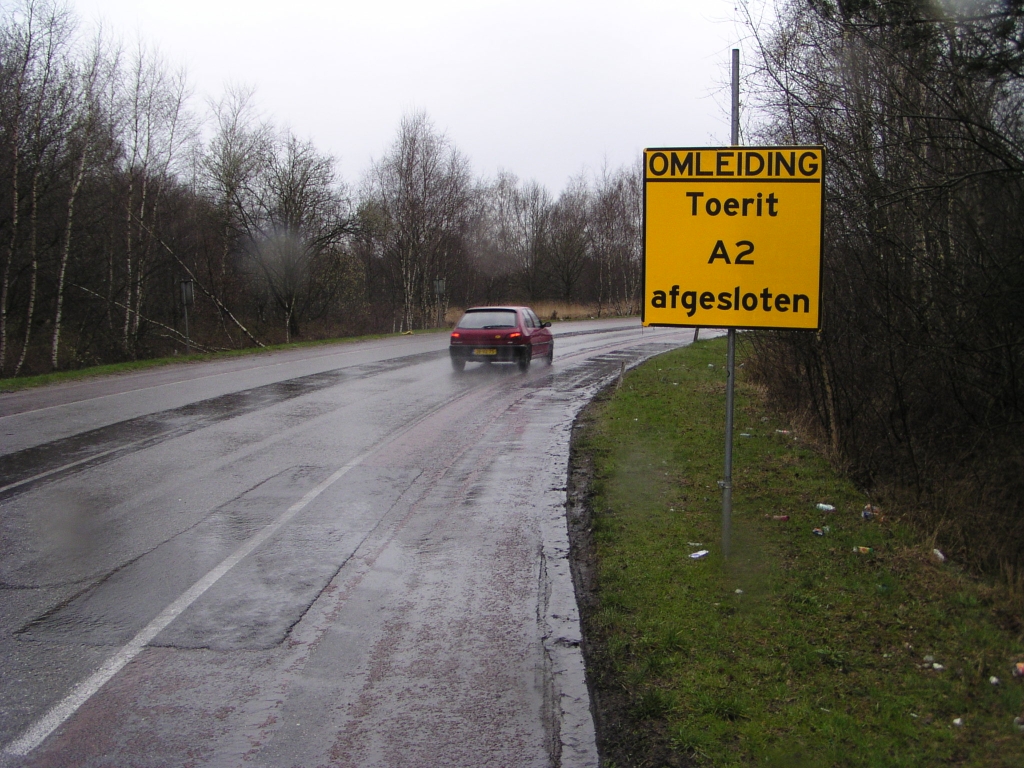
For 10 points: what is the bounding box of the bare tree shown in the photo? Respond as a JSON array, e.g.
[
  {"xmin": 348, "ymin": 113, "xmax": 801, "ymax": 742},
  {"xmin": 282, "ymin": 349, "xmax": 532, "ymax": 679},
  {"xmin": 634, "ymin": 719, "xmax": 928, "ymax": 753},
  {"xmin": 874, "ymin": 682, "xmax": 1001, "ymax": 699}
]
[
  {"xmin": 10, "ymin": 0, "xmax": 73, "ymax": 375},
  {"xmin": 0, "ymin": 0, "xmax": 74, "ymax": 373},
  {"xmin": 363, "ymin": 112, "xmax": 472, "ymax": 330},
  {"xmin": 547, "ymin": 175, "xmax": 591, "ymax": 303},
  {"xmin": 239, "ymin": 131, "xmax": 352, "ymax": 342},
  {"xmin": 590, "ymin": 163, "xmax": 642, "ymax": 315},
  {"xmin": 114, "ymin": 39, "xmax": 194, "ymax": 356},
  {"xmin": 490, "ymin": 172, "xmax": 552, "ymax": 302},
  {"xmin": 199, "ymin": 83, "xmax": 272, "ymax": 344},
  {"xmin": 743, "ymin": 0, "xmax": 1024, "ymax": 572},
  {"xmin": 0, "ymin": 4, "xmax": 657, "ymax": 376},
  {"xmin": 203, "ymin": 84, "xmax": 270, "ymax": 272},
  {"xmin": 48, "ymin": 28, "xmax": 120, "ymax": 369}
]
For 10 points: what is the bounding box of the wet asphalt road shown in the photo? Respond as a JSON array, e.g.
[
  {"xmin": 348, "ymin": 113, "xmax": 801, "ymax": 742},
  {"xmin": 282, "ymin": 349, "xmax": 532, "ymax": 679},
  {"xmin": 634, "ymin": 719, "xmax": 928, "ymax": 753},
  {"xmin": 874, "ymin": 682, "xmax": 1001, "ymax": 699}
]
[{"xmin": 0, "ymin": 320, "xmax": 715, "ymax": 767}]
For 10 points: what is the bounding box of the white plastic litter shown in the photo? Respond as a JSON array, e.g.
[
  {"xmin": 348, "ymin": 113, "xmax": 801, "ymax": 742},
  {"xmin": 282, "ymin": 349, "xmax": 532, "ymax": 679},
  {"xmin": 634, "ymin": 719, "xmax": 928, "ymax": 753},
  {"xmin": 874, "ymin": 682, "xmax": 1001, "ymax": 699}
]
[{"xmin": 690, "ymin": 550, "xmax": 709, "ymax": 559}]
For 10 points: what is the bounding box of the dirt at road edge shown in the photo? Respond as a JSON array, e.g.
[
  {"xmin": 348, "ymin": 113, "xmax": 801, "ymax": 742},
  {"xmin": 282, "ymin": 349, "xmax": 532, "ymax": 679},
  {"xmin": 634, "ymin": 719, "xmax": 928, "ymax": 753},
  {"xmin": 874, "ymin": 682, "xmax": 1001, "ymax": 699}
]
[{"xmin": 565, "ymin": 391, "xmax": 693, "ymax": 768}]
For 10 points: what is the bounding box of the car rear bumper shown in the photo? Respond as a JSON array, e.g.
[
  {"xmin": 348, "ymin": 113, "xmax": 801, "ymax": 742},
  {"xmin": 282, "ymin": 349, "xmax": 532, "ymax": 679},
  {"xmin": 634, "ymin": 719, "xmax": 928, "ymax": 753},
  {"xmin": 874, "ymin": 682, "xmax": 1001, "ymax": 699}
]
[{"xmin": 450, "ymin": 345, "xmax": 529, "ymax": 363}]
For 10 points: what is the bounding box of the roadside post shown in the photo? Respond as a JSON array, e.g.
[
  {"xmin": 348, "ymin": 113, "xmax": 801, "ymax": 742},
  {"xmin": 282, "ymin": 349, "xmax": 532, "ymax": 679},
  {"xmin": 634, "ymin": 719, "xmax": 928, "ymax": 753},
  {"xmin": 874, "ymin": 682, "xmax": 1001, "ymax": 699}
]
[
  {"xmin": 723, "ymin": 48, "xmax": 740, "ymax": 558},
  {"xmin": 180, "ymin": 278, "xmax": 194, "ymax": 355},
  {"xmin": 641, "ymin": 49, "xmax": 824, "ymax": 557},
  {"xmin": 434, "ymin": 277, "xmax": 446, "ymax": 328}
]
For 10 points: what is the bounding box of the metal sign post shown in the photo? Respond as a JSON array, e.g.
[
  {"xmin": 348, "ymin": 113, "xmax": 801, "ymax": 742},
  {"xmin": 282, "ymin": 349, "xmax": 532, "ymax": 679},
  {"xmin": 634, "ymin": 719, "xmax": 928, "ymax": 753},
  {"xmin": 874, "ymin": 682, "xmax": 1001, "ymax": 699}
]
[
  {"xmin": 722, "ymin": 48, "xmax": 741, "ymax": 558},
  {"xmin": 434, "ymin": 277, "xmax": 446, "ymax": 328},
  {"xmin": 180, "ymin": 278, "xmax": 194, "ymax": 355}
]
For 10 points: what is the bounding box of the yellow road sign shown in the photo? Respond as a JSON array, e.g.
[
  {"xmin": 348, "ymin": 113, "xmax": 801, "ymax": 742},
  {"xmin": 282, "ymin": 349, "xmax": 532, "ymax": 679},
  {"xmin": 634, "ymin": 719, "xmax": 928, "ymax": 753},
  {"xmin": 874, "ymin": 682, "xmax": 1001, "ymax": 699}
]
[{"xmin": 643, "ymin": 146, "xmax": 824, "ymax": 330}]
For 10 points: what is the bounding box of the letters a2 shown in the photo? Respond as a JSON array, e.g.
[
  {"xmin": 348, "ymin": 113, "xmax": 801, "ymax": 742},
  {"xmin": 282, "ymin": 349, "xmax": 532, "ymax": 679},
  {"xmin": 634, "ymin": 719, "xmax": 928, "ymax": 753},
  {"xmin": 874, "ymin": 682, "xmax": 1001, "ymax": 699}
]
[{"xmin": 708, "ymin": 240, "xmax": 755, "ymax": 265}]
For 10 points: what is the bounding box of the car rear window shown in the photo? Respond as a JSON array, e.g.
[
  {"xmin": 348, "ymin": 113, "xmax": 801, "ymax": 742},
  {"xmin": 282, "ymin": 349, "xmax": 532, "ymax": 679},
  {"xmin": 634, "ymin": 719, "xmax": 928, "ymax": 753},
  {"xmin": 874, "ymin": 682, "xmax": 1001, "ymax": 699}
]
[{"xmin": 457, "ymin": 310, "xmax": 518, "ymax": 329}]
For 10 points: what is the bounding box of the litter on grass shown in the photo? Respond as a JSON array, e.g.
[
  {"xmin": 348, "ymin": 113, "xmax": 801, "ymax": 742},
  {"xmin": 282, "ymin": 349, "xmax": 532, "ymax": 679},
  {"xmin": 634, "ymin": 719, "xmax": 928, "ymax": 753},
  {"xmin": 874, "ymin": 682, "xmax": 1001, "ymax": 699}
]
[
  {"xmin": 816, "ymin": 503, "xmax": 836, "ymax": 512},
  {"xmin": 953, "ymin": 717, "xmax": 963, "ymax": 727},
  {"xmin": 812, "ymin": 527, "xmax": 825, "ymax": 536},
  {"xmin": 775, "ymin": 429, "xmax": 791, "ymax": 434},
  {"xmin": 853, "ymin": 546, "xmax": 874, "ymax": 554},
  {"xmin": 767, "ymin": 514, "xmax": 790, "ymax": 521},
  {"xmin": 933, "ymin": 549, "xmax": 946, "ymax": 563},
  {"xmin": 1013, "ymin": 662, "xmax": 1024, "ymax": 677},
  {"xmin": 990, "ymin": 676, "xmax": 1000, "ymax": 685},
  {"xmin": 690, "ymin": 550, "xmax": 709, "ymax": 559},
  {"xmin": 862, "ymin": 504, "xmax": 880, "ymax": 520}
]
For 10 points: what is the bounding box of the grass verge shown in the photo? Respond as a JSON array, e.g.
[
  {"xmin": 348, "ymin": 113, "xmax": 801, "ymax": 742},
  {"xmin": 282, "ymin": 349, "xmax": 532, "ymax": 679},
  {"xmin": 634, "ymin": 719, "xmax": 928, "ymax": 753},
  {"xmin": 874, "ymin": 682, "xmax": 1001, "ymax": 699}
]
[
  {"xmin": 569, "ymin": 336, "xmax": 1024, "ymax": 767},
  {"xmin": 0, "ymin": 328, "xmax": 445, "ymax": 394}
]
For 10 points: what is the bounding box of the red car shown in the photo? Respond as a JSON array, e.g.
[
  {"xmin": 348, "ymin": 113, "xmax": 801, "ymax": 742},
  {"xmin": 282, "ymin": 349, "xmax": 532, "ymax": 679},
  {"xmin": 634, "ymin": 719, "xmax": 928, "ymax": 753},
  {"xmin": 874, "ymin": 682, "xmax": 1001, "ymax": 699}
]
[{"xmin": 449, "ymin": 306, "xmax": 554, "ymax": 372}]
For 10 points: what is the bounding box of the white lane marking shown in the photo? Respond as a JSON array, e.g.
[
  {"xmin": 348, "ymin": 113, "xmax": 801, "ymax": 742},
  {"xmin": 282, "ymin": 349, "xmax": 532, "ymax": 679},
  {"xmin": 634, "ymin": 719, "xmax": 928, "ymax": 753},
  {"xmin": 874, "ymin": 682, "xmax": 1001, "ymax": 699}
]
[{"xmin": 3, "ymin": 456, "xmax": 365, "ymax": 757}]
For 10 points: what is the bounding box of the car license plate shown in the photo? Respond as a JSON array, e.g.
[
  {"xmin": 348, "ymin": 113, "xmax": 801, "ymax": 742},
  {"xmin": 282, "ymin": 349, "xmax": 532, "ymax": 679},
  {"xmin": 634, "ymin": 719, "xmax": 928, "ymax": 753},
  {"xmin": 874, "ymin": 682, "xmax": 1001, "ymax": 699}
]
[{"xmin": 473, "ymin": 348, "xmax": 497, "ymax": 355}]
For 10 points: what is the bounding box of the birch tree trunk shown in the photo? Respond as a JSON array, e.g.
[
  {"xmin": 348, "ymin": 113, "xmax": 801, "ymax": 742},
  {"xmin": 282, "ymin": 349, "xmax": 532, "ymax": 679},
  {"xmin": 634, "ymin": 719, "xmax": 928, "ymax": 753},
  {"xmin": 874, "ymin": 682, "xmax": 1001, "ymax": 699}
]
[
  {"xmin": 0, "ymin": 4, "xmax": 35, "ymax": 376},
  {"xmin": 51, "ymin": 142, "xmax": 87, "ymax": 368},
  {"xmin": 12, "ymin": 170, "xmax": 40, "ymax": 376}
]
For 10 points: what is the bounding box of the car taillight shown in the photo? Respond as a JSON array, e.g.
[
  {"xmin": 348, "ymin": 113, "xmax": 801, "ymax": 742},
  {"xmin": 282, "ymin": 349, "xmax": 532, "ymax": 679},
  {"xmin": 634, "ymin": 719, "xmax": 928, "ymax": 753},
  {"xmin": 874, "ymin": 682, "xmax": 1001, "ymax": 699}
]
[
  {"xmin": 451, "ymin": 332, "xmax": 460, "ymax": 338},
  {"xmin": 509, "ymin": 332, "xmax": 522, "ymax": 339}
]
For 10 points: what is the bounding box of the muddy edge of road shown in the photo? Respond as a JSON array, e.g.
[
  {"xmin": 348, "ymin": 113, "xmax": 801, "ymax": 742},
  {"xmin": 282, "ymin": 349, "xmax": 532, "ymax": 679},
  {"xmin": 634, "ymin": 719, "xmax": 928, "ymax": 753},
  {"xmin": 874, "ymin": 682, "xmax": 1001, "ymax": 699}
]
[
  {"xmin": 566, "ymin": 366, "xmax": 694, "ymax": 768},
  {"xmin": 566, "ymin": 380, "xmax": 648, "ymax": 767}
]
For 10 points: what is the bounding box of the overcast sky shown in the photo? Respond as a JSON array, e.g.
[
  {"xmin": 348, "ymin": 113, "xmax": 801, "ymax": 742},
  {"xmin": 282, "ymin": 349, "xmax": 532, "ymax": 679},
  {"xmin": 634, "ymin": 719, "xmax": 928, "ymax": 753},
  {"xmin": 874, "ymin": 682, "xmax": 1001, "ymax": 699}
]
[{"xmin": 72, "ymin": 0, "xmax": 744, "ymax": 193}]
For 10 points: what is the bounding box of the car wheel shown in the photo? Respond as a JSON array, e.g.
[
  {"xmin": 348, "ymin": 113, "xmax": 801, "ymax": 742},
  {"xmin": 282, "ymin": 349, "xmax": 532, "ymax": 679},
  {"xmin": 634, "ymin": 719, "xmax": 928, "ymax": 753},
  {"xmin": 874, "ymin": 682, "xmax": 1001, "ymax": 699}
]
[
  {"xmin": 451, "ymin": 356, "xmax": 465, "ymax": 372},
  {"xmin": 517, "ymin": 348, "xmax": 531, "ymax": 372},
  {"xmin": 545, "ymin": 341, "xmax": 554, "ymax": 365}
]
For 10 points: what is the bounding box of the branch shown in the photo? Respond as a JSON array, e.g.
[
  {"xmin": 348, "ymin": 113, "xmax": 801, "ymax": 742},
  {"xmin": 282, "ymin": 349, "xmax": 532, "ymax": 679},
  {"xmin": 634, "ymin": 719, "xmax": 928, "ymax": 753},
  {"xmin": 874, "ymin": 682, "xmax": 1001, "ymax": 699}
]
[
  {"xmin": 126, "ymin": 208, "xmax": 265, "ymax": 348},
  {"xmin": 70, "ymin": 283, "xmax": 224, "ymax": 353}
]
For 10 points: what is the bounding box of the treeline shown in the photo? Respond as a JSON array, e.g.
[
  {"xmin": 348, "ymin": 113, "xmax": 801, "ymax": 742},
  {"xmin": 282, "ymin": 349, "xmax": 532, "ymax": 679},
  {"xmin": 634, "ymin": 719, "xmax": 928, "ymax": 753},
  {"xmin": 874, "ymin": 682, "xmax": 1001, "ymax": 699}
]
[
  {"xmin": 0, "ymin": 0, "xmax": 642, "ymax": 376},
  {"xmin": 744, "ymin": 0, "xmax": 1024, "ymax": 575}
]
